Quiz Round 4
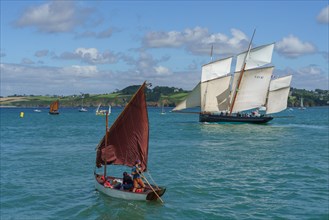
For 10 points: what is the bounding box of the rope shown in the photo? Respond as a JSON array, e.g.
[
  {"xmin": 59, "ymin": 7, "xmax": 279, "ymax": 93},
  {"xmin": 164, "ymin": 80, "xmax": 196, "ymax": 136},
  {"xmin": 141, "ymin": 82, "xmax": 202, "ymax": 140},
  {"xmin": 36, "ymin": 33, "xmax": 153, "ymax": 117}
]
[{"xmin": 145, "ymin": 171, "xmax": 160, "ymax": 190}]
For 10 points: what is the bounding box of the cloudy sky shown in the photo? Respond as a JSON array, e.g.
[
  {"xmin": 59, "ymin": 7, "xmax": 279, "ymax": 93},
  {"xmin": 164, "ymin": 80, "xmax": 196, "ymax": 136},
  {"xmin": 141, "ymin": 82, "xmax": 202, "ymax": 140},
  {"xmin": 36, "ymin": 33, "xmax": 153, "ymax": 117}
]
[{"xmin": 0, "ymin": 1, "xmax": 328, "ymax": 96}]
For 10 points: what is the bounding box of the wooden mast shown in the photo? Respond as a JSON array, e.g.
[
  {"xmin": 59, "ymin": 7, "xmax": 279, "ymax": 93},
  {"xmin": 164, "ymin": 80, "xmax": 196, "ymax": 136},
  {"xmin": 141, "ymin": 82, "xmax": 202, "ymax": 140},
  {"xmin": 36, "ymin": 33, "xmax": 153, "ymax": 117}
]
[
  {"xmin": 104, "ymin": 111, "xmax": 109, "ymax": 177},
  {"xmin": 229, "ymin": 29, "xmax": 256, "ymax": 115}
]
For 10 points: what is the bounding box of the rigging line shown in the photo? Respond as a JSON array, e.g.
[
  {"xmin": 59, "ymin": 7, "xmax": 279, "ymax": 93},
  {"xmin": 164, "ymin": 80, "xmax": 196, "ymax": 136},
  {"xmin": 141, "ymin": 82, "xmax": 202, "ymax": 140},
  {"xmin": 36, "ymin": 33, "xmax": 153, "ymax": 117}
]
[{"xmin": 145, "ymin": 171, "xmax": 160, "ymax": 190}]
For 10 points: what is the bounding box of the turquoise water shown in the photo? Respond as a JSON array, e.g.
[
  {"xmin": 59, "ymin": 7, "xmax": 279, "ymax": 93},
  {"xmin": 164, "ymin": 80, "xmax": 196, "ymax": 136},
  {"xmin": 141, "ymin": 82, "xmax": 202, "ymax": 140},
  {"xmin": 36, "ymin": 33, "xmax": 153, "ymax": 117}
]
[{"xmin": 1, "ymin": 107, "xmax": 328, "ymax": 219}]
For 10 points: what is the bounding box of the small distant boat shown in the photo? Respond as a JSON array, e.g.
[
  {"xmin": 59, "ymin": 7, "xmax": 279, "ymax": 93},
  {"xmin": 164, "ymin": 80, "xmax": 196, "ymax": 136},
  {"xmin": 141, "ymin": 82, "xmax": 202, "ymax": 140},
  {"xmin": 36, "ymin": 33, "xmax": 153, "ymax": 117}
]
[
  {"xmin": 299, "ymin": 97, "xmax": 306, "ymax": 110},
  {"xmin": 49, "ymin": 100, "xmax": 59, "ymax": 115},
  {"xmin": 94, "ymin": 82, "xmax": 166, "ymax": 202},
  {"xmin": 96, "ymin": 104, "xmax": 111, "ymax": 116},
  {"xmin": 79, "ymin": 107, "xmax": 88, "ymax": 112},
  {"xmin": 160, "ymin": 103, "xmax": 166, "ymax": 115},
  {"xmin": 34, "ymin": 109, "xmax": 42, "ymax": 113},
  {"xmin": 78, "ymin": 93, "xmax": 88, "ymax": 112}
]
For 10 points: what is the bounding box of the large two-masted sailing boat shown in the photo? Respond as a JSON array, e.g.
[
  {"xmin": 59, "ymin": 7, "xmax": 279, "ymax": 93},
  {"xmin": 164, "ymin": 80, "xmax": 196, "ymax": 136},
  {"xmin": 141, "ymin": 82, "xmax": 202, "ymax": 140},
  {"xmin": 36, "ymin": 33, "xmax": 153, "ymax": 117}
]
[
  {"xmin": 173, "ymin": 32, "xmax": 292, "ymax": 124},
  {"xmin": 49, "ymin": 100, "xmax": 59, "ymax": 115},
  {"xmin": 94, "ymin": 82, "xmax": 166, "ymax": 201}
]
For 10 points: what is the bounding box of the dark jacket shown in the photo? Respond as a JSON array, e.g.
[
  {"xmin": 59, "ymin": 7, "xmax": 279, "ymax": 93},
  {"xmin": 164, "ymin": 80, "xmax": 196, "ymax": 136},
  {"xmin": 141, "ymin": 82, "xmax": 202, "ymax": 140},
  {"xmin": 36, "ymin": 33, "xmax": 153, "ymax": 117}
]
[{"xmin": 123, "ymin": 175, "xmax": 133, "ymax": 185}]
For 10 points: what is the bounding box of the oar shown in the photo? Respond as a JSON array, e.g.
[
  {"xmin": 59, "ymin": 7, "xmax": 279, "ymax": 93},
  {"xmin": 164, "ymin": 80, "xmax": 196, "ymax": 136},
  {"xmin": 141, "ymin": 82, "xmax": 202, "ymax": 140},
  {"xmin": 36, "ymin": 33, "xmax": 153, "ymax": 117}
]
[
  {"xmin": 139, "ymin": 172, "xmax": 163, "ymax": 202},
  {"xmin": 140, "ymin": 173, "xmax": 164, "ymax": 203}
]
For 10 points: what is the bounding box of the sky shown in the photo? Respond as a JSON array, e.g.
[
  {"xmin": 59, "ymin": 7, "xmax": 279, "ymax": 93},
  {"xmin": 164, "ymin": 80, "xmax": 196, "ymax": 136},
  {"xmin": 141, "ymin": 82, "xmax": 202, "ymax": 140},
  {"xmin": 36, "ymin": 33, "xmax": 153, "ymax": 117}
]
[{"xmin": 0, "ymin": 0, "xmax": 328, "ymax": 96}]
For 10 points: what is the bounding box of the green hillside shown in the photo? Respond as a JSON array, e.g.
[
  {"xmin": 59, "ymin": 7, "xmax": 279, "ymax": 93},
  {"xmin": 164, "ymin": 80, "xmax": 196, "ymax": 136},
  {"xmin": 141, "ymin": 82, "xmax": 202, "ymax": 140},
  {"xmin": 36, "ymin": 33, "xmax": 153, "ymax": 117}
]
[{"xmin": 0, "ymin": 86, "xmax": 328, "ymax": 108}]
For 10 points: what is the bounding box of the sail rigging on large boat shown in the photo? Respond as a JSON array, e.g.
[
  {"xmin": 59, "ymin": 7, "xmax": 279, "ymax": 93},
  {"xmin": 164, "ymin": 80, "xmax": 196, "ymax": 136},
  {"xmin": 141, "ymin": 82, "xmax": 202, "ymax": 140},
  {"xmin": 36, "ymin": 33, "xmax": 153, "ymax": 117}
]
[
  {"xmin": 94, "ymin": 82, "xmax": 166, "ymax": 201},
  {"xmin": 173, "ymin": 31, "xmax": 292, "ymax": 124}
]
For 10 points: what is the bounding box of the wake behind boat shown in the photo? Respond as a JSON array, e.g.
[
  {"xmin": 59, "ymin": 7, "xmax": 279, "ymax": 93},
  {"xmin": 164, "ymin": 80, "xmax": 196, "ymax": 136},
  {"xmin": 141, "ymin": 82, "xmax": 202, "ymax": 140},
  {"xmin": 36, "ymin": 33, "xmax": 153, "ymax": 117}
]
[{"xmin": 94, "ymin": 82, "xmax": 166, "ymax": 202}]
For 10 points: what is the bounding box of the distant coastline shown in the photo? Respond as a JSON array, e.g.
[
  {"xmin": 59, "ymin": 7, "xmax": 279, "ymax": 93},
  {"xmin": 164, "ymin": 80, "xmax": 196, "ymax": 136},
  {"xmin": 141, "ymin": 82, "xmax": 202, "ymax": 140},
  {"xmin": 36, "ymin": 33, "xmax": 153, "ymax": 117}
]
[{"xmin": 1, "ymin": 85, "xmax": 328, "ymax": 108}]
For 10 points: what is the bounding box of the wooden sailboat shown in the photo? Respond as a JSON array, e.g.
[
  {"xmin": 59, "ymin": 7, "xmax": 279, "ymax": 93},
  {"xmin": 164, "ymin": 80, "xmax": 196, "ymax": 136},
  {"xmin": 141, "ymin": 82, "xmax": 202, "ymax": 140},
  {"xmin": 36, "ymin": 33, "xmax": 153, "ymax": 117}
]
[
  {"xmin": 173, "ymin": 31, "xmax": 292, "ymax": 124},
  {"xmin": 49, "ymin": 100, "xmax": 59, "ymax": 115},
  {"xmin": 96, "ymin": 104, "xmax": 111, "ymax": 116},
  {"xmin": 94, "ymin": 82, "xmax": 166, "ymax": 201}
]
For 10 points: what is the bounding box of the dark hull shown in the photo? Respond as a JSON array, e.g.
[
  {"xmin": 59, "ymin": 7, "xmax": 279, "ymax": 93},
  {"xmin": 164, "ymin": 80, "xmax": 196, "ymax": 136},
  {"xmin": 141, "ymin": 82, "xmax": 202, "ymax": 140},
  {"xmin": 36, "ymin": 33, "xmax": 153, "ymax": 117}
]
[
  {"xmin": 49, "ymin": 111, "xmax": 59, "ymax": 115},
  {"xmin": 199, "ymin": 113, "xmax": 273, "ymax": 124}
]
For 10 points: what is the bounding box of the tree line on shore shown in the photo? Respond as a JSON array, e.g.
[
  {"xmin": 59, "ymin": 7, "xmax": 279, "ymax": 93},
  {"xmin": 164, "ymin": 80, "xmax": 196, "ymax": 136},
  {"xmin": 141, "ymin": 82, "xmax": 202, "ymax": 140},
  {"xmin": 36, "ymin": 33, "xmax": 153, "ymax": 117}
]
[{"xmin": 1, "ymin": 86, "xmax": 328, "ymax": 108}]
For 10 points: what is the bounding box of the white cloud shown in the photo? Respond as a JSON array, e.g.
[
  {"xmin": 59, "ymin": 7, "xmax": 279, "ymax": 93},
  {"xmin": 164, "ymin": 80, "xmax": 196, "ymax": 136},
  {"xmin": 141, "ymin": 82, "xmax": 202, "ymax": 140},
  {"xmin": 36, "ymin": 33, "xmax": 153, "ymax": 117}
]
[
  {"xmin": 21, "ymin": 58, "xmax": 34, "ymax": 65},
  {"xmin": 75, "ymin": 27, "xmax": 120, "ymax": 39},
  {"xmin": 62, "ymin": 65, "xmax": 99, "ymax": 78},
  {"xmin": 276, "ymin": 65, "xmax": 328, "ymax": 90},
  {"xmin": 142, "ymin": 27, "xmax": 249, "ymax": 56},
  {"xmin": 0, "ymin": 63, "xmax": 102, "ymax": 96},
  {"xmin": 297, "ymin": 65, "xmax": 324, "ymax": 76},
  {"xmin": 154, "ymin": 66, "xmax": 172, "ymax": 76},
  {"xmin": 35, "ymin": 49, "xmax": 49, "ymax": 57},
  {"xmin": 317, "ymin": 6, "xmax": 329, "ymax": 24},
  {"xmin": 15, "ymin": 1, "xmax": 93, "ymax": 33},
  {"xmin": 57, "ymin": 48, "xmax": 119, "ymax": 64},
  {"xmin": 275, "ymin": 35, "xmax": 317, "ymax": 58}
]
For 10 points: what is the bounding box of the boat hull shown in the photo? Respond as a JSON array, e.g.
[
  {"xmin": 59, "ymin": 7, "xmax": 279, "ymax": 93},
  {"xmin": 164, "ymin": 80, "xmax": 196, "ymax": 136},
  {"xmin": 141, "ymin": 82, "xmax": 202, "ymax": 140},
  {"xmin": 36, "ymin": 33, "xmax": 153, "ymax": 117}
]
[
  {"xmin": 49, "ymin": 111, "xmax": 59, "ymax": 115},
  {"xmin": 94, "ymin": 174, "xmax": 166, "ymax": 201},
  {"xmin": 199, "ymin": 113, "xmax": 273, "ymax": 124}
]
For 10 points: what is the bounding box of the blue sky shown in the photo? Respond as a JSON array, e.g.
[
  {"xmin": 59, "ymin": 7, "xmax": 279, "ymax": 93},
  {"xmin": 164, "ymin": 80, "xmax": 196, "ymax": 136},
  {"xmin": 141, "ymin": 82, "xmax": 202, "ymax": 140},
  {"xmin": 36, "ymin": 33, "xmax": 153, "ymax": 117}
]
[{"xmin": 0, "ymin": 0, "xmax": 328, "ymax": 96}]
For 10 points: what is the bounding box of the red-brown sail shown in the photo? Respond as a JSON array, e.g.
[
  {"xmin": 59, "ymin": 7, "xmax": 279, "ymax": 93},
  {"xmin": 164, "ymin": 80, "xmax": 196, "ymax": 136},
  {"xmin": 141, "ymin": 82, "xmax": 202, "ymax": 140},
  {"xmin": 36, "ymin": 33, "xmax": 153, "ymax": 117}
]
[
  {"xmin": 96, "ymin": 82, "xmax": 149, "ymax": 172},
  {"xmin": 49, "ymin": 100, "xmax": 59, "ymax": 113}
]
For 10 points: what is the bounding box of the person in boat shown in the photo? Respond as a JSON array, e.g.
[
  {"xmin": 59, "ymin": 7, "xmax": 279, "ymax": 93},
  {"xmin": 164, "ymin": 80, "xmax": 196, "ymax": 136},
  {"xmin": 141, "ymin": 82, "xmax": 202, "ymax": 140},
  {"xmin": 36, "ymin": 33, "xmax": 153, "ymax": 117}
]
[
  {"xmin": 131, "ymin": 159, "xmax": 145, "ymax": 192},
  {"xmin": 121, "ymin": 172, "xmax": 133, "ymax": 190}
]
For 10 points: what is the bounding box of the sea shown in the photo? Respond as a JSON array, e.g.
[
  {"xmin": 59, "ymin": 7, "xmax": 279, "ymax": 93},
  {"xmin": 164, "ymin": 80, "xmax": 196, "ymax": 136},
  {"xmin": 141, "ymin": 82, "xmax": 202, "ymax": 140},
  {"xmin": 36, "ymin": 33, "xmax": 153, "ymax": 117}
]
[{"xmin": 1, "ymin": 106, "xmax": 328, "ymax": 220}]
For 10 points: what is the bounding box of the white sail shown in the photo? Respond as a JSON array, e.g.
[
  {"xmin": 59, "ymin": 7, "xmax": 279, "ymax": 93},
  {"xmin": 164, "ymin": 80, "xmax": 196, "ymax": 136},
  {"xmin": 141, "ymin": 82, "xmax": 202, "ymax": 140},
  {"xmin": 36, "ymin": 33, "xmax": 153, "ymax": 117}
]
[
  {"xmin": 172, "ymin": 83, "xmax": 201, "ymax": 111},
  {"xmin": 231, "ymin": 66, "xmax": 274, "ymax": 113},
  {"xmin": 235, "ymin": 43, "xmax": 274, "ymax": 72},
  {"xmin": 201, "ymin": 57, "xmax": 232, "ymax": 82},
  {"xmin": 300, "ymin": 97, "xmax": 304, "ymax": 108},
  {"xmin": 201, "ymin": 75, "xmax": 232, "ymax": 112},
  {"xmin": 266, "ymin": 75, "xmax": 292, "ymax": 114}
]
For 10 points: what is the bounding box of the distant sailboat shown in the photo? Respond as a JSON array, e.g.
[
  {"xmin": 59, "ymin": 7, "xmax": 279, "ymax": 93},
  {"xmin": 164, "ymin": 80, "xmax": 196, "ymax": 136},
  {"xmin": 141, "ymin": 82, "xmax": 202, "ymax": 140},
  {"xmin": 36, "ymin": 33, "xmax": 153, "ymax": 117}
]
[
  {"xmin": 160, "ymin": 103, "xmax": 166, "ymax": 115},
  {"xmin": 49, "ymin": 100, "xmax": 59, "ymax": 115},
  {"xmin": 299, "ymin": 97, "xmax": 306, "ymax": 110},
  {"xmin": 96, "ymin": 104, "xmax": 111, "ymax": 116},
  {"xmin": 79, "ymin": 93, "xmax": 88, "ymax": 112},
  {"xmin": 94, "ymin": 82, "xmax": 166, "ymax": 201},
  {"xmin": 173, "ymin": 31, "xmax": 292, "ymax": 124}
]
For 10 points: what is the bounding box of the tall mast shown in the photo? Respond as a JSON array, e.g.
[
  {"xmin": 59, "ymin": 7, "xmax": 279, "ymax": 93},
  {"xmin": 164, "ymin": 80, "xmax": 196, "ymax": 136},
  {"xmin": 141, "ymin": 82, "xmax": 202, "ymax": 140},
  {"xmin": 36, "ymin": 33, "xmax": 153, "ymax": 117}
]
[
  {"xmin": 210, "ymin": 44, "xmax": 213, "ymax": 62},
  {"xmin": 229, "ymin": 29, "xmax": 256, "ymax": 115},
  {"xmin": 104, "ymin": 111, "xmax": 109, "ymax": 177}
]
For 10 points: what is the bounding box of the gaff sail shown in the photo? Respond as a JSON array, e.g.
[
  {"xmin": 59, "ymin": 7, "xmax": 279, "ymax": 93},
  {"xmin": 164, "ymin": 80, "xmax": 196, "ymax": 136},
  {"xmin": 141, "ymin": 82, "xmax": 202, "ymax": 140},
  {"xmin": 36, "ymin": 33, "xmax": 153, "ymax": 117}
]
[
  {"xmin": 172, "ymin": 83, "xmax": 201, "ymax": 111},
  {"xmin": 96, "ymin": 82, "xmax": 149, "ymax": 172},
  {"xmin": 266, "ymin": 75, "xmax": 292, "ymax": 114},
  {"xmin": 49, "ymin": 100, "xmax": 59, "ymax": 112}
]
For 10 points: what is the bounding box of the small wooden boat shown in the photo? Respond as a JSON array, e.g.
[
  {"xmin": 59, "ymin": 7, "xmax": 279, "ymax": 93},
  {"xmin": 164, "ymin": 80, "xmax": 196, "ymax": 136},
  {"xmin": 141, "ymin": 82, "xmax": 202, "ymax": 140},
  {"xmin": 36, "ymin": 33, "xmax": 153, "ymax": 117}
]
[
  {"xmin": 96, "ymin": 104, "xmax": 111, "ymax": 116},
  {"xmin": 94, "ymin": 82, "xmax": 166, "ymax": 201},
  {"xmin": 49, "ymin": 100, "xmax": 59, "ymax": 115},
  {"xmin": 94, "ymin": 175, "xmax": 166, "ymax": 201}
]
